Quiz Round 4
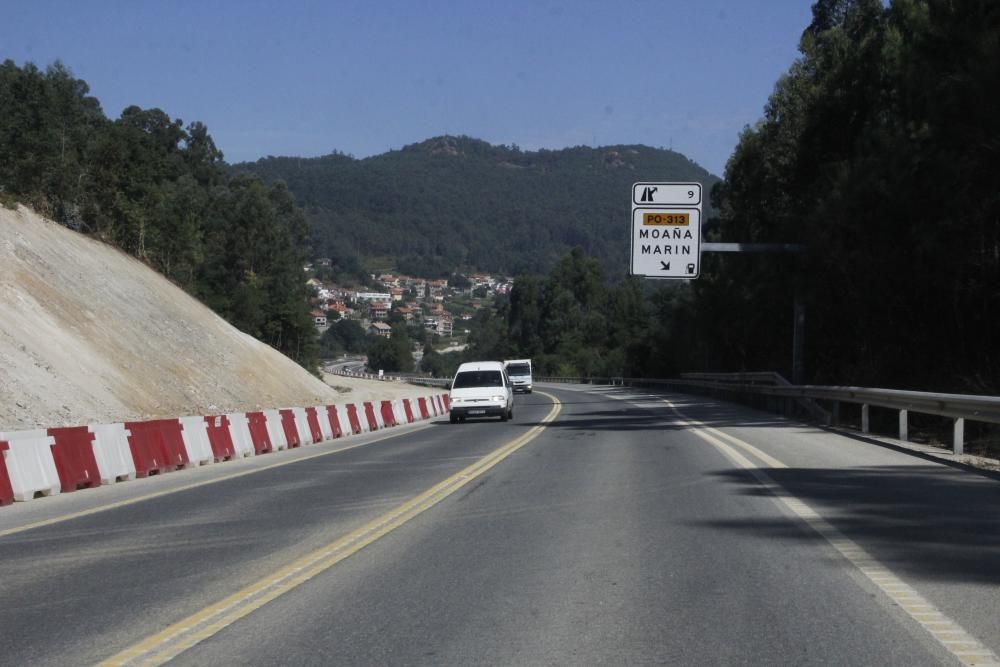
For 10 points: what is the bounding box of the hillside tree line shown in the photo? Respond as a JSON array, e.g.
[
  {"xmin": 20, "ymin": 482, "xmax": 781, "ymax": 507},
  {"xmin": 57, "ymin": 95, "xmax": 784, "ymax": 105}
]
[{"xmin": 0, "ymin": 60, "xmax": 319, "ymax": 371}]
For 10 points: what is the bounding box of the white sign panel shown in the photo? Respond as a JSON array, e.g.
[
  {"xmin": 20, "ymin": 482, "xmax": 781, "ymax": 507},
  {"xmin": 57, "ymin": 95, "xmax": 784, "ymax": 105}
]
[
  {"xmin": 630, "ymin": 208, "xmax": 701, "ymax": 278},
  {"xmin": 630, "ymin": 181, "xmax": 703, "ymax": 279},
  {"xmin": 632, "ymin": 182, "xmax": 702, "ymax": 206}
]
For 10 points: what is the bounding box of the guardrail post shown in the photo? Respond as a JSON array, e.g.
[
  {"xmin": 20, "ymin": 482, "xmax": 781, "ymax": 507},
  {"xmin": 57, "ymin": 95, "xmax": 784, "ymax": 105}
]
[
  {"xmin": 953, "ymin": 418, "xmax": 964, "ymax": 455},
  {"xmin": 831, "ymin": 402, "xmax": 839, "ymax": 426},
  {"xmin": 899, "ymin": 409, "xmax": 908, "ymax": 442},
  {"xmin": 861, "ymin": 404, "xmax": 870, "ymax": 434}
]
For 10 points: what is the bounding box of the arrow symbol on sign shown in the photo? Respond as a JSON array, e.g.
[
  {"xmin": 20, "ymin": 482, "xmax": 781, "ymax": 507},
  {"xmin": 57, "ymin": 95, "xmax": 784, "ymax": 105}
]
[{"xmin": 660, "ymin": 261, "xmax": 670, "ymax": 271}]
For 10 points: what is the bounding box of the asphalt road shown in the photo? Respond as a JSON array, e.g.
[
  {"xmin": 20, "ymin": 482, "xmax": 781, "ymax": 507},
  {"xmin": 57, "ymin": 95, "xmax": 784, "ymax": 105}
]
[{"xmin": 1, "ymin": 385, "xmax": 998, "ymax": 666}]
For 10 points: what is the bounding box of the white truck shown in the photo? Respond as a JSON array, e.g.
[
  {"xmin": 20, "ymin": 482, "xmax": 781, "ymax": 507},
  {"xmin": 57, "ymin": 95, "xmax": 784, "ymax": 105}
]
[{"xmin": 503, "ymin": 359, "xmax": 533, "ymax": 394}]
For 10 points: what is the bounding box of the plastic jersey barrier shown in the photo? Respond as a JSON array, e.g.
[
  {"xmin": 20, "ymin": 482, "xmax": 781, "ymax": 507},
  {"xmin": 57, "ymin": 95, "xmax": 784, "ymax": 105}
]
[
  {"xmin": 279, "ymin": 409, "xmax": 302, "ymax": 448},
  {"xmin": 48, "ymin": 426, "xmax": 101, "ymax": 492},
  {"xmin": 226, "ymin": 413, "xmax": 256, "ymax": 458},
  {"xmin": 345, "ymin": 404, "xmax": 363, "ymax": 435},
  {"xmin": 89, "ymin": 423, "xmax": 137, "ymax": 483},
  {"xmin": 380, "ymin": 401, "xmax": 397, "ymax": 428},
  {"xmin": 245, "ymin": 412, "xmax": 274, "ymax": 455},
  {"xmin": 203, "ymin": 415, "xmax": 236, "ymax": 461},
  {"xmin": 303, "ymin": 407, "xmax": 324, "ymax": 444},
  {"xmin": 325, "ymin": 406, "xmax": 344, "ymax": 439},
  {"xmin": 291, "ymin": 407, "xmax": 312, "ymax": 445},
  {"xmin": 390, "ymin": 399, "xmax": 407, "ymax": 426},
  {"xmin": 363, "ymin": 402, "xmax": 380, "ymax": 431},
  {"xmin": 313, "ymin": 407, "xmax": 333, "ymax": 441},
  {"xmin": 0, "ymin": 430, "xmax": 62, "ymax": 500},
  {"xmin": 0, "ymin": 441, "xmax": 15, "ymax": 505},
  {"xmin": 334, "ymin": 405, "xmax": 352, "ymax": 437},
  {"xmin": 442, "ymin": 394, "xmax": 451, "ymax": 411},
  {"xmin": 261, "ymin": 410, "xmax": 286, "ymax": 451},
  {"xmin": 125, "ymin": 420, "xmax": 189, "ymax": 477},
  {"xmin": 417, "ymin": 397, "xmax": 430, "ymax": 420},
  {"xmin": 402, "ymin": 399, "xmax": 415, "ymax": 423},
  {"xmin": 178, "ymin": 416, "xmax": 215, "ymax": 467}
]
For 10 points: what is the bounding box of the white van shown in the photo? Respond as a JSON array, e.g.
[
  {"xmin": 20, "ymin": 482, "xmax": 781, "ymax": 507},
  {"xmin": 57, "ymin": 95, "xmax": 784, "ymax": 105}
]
[
  {"xmin": 449, "ymin": 361, "xmax": 514, "ymax": 423},
  {"xmin": 503, "ymin": 359, "xmax": 533, "ymax": 394}
]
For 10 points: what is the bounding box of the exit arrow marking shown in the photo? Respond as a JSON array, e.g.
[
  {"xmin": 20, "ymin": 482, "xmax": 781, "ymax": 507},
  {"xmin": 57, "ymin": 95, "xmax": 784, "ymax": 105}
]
[{"xmin": 660, "ymin": 261, "xmax": 670, "ymax": 271}]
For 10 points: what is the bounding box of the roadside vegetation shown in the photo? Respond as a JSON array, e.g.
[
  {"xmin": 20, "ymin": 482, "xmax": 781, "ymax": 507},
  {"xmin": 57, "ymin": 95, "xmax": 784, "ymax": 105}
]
[{"xmin": 0, "ymin": 60, "xmax": 320, "ymax": 372}]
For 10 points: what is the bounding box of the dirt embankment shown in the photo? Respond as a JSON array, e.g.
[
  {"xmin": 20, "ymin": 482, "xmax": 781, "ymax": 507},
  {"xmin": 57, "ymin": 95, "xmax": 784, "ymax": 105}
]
[{"xmin": 0, "ymin": 205, "xmax": 424, "ymax": 430}]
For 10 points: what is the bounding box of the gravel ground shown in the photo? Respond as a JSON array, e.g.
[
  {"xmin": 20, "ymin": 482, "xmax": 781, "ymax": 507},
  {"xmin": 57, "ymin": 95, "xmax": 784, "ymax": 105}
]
[{"xmin": 0, "ymin": 205, "xmax": 433, "ymax": 430}]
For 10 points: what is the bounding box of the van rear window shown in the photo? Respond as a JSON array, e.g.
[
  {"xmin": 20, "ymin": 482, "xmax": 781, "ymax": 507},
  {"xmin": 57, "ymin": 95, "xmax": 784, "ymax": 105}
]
[{"xmin": 453, "ymin": 371, "xmax": 503, "ymax": 388}]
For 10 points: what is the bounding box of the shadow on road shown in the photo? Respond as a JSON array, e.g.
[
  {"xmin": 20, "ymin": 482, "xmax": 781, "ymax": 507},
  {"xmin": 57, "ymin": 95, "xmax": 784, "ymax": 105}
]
[{"xmin": 697, "ymin": 465, "xmax": 1000, "ymax": 586}]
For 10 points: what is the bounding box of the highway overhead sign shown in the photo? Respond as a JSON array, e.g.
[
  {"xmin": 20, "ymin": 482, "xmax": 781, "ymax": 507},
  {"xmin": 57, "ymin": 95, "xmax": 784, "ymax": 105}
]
[
  {"xmin": 633, "ymin": 182, "xmax": 702, "ymax": 206},
  {"xmin": 631, "ymin": 182, "xmax": 703, "ymax": 280}
]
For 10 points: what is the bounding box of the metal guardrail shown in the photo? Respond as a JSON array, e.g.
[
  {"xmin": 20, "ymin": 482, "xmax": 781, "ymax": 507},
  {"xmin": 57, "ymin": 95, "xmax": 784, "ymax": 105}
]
[{"xmin": 536, "ymin": 374, "xmax": 1000, "ymax": 456}]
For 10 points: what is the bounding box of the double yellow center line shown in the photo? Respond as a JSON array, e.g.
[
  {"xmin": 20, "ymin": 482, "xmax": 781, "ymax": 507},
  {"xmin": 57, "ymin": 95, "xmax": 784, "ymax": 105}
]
[{"xmin": 101, "ymin": 393, "xmax": 562, "ymax": 666}]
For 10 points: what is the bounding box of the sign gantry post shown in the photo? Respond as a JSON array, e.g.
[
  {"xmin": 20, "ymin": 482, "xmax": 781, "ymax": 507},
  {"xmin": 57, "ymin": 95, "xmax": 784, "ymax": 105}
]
[
  {"xmin": 629, "ymin": 181, "xmax": 807, "ymax": 382},
  {"xmin": 630, "ymin": 182, "xmax": 702, "ymax": 279}
]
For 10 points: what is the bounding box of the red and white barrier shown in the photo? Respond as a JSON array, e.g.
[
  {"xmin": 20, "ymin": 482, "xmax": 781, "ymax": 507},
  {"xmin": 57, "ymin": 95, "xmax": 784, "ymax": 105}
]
[
  {"xmin": 0, "ymin": 392, "xmax": 449, "ymax": 507},
  {"xmin": 226, "ymin": 412, "xmax": 256, "ymax": 458},
  {"xmin": 90, "ymin": 423, "xmax": 137, "ymax": 483},
  {"xmin": 0, "ymin": 430, "xmax": 61, "ymax": 501},
  {"xmin": 179, "ymin": 416, "xmax": 215, "ymax": 467},
  {"xmin": 262, "ymin": 409, "xmax": 287, "ymax": 451},
  {"xmin": 0, "ymin": 440, "xmax": 14, "ymax": 506}
]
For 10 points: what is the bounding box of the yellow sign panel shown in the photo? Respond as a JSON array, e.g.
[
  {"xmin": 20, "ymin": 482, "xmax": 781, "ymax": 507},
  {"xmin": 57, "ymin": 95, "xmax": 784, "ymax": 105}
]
[{"xmin": 643, "ymin": 212, "xmax": 690, "ymax": 226}]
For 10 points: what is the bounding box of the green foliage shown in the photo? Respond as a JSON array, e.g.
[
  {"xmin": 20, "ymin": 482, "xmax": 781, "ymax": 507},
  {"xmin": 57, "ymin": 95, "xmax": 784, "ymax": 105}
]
[
  {"xmin": 679, "ymin": 0, "xmax": 1000, "ymax": 392},
  {"xmin": 234, "ymin": 136, "xmax": 720, "ymax": 278},
  {"xmin": 319, "ymin": 319, "xmax": 367, "ymax": 358},
  {"xmin": 0, "ymin": 59, "xmax": 320, "ymax": 373},
  {"xmin": 366, "ymin": 323, "xmax": 414, "ymax": 373}
]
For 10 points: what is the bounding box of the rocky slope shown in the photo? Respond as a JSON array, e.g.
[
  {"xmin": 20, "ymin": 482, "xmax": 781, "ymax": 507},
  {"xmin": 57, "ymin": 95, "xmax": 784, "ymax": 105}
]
[{"xmin": 0, "ymin": 205, "xmax": 366, "ymax": 429}]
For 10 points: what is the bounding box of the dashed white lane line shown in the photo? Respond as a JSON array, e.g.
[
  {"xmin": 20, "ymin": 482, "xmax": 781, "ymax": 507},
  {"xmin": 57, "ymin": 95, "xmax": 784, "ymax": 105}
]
[{"xmin": 656, "ymin": 396, "xmax": 1000, "ymax": 667}]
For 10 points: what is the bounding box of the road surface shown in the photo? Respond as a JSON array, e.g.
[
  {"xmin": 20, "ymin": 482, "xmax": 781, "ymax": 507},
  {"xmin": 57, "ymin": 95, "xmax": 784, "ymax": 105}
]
[{"xmin": 1, "ymin": 384, "xmax": 998, "ymax": 665}]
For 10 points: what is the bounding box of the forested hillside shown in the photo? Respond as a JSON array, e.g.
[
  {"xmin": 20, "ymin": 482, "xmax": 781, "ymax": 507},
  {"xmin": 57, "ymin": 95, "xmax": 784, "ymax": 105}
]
[
  {"xmin": 235, "ymin": 136, "xmax": 719, "ymax": 277},
  {"xmin": 691, "ymin": 0, "xmax": 1000, "ymax": 391},
  {"xmin": 452, "ymin": 0, "xmax": 998, "ymax": 395},
  {"xmin": 0, "ymin": 60, "xmax": 319, "ymax": 371}
]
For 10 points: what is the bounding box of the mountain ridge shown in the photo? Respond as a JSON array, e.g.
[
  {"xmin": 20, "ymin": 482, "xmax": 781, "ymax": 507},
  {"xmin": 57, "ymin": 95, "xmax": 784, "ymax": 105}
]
[{"xmin": 234, "ymin": 135, "xmax": 720, "ymax": 277}]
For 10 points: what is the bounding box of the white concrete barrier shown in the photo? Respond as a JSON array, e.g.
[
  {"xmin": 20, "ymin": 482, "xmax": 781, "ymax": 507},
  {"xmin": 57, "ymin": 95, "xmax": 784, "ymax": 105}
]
[
  {"xmin": 89, "ymin": 423, "xmax": 137, "ymax": 483},
  {"xmin": 315, "ymin": 406, "xmax": 334, "ymax": 441},
  {"xmin": 335, "ymin": 404, "xmax": 353, "ymax": 436},
  {"xmin": 291, "ymin": 407, "xmax": 312, "ymax": 445},
  {"xmin": 391, "ymin": 399, "xmax": 408, "ymax": 426},
  {"xmin": 226, "ymin": 412, "xmax": 256, "ymax": 458},
  {"xmin": 0, "ymin": 430, "xmax": 61, "ymax": 501},
  {"xmin": 178, "ymin": 416, "xmax": 214, "ymax": 466},
  {"xmin": 263, "ymin": 409, "xmax": 287, "ymax": 451}
]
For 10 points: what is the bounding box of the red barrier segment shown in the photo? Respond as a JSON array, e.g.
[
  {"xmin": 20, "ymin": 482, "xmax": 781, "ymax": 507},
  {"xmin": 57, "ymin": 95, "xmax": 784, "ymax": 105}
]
[
  {"xmin": 403, "ymin": 400, "xmax": 415, "ymax": 423},
  {"xmin": 417, "ymin": 397, "xmax": 430, "ymax": 420},
  {"xmin": 204, "ymin": 415, "xmax": 236, "ymax": 461},
  {"xmin": 304, "ymin": 407, "xmax": 324, "ymax": 444},
  {"xmin": 363, "ymin": 402, "xmax": 379, "ymax": 431},
  {"xmin": 442, "ymin": 394, "xmax": 451, "ymax": 410},
  {"xmin": 325, "ymin": 406, "xmax": 343, "ymax": 439},
  {"xmin": 0, "ymin": 441, "xmax": 14, "ymax": 506},
  {"xmin": 380, "ymin": 401, "xmax": 396, "ymax": 427},
  {"xmin": 279, "ymin": 409, "xmax": 302, "ymax": 448},
  {"xmin": 125, "ymin": 419, "xmax": 190, "ymax": 477},
  {"xmin": 48, "ymin": 426, "xmax": 101, "ymax": 492},
  {"xmin": 345, "ymin": 404, "xmax": 363, "ymax": 435},
  {"xmin": 245, "ymin": 412, "xmax": 273, "ymax": 454}
]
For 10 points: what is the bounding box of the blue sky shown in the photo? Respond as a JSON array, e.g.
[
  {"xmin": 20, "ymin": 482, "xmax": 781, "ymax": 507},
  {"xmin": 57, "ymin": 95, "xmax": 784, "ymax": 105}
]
[{"xmin": 2, "ymin": 1, "xmax": 814, "ymax": 176}]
